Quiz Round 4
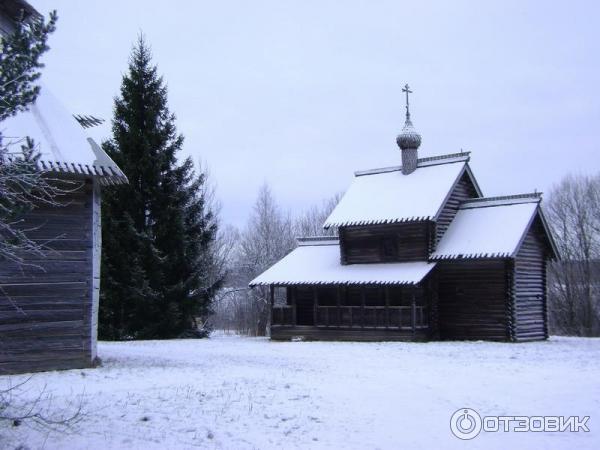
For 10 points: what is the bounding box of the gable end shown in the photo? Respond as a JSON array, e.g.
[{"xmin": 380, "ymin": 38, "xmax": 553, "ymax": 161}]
[
  {"xmin": 434, "ymin": 165, "xmax": 481, "ymax": 244},
  {"xmin": 511, "ymin": 208, "xmax": 559, "ymax": 260}
]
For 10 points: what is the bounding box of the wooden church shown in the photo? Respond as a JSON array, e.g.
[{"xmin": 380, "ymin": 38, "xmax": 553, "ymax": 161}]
[{"xmin": 250, "ymin": 85, "xmax": 559, "ymax": 342}]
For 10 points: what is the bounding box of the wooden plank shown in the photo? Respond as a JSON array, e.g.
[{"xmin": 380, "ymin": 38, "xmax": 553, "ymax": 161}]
[
  {"xmin": 271, "ymin": 326, "xmax": 430, "ymax": 342},
  {"xmin": 437, "ymin": 260, "xmax": 510, "ymax": 341},
  {"xmin": 511, "ymin": 218, "xmax": 548, "ymax": 342},
  {"xmin": 0, "ymin": 185, "xmax": 96, "ymax": 374}
]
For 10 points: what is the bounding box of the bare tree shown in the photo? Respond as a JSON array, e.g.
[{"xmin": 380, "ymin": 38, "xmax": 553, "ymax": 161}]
[
  {"xmin": 294, "ymin": 192, "xmax": 341, "ymax": 237},
  {"xmin": 231, "ymin": 184, "xmax": 296, "ymax": 336},
  {"xmin": 545, "ymin": 173, "xmax": 600, "ymax": 336},
  {"xmin": 192, "ymin": 161, "xmax": 236, "ymax": 332},
  {"xmin": 210, "ymin": 187, "xmax": 343, "ymax": 336}
]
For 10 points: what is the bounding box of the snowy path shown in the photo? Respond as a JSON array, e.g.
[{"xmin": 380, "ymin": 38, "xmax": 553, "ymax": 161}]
[{"xmin": 1, "ymin": 335, "xmax": 599, "ymax": 449}]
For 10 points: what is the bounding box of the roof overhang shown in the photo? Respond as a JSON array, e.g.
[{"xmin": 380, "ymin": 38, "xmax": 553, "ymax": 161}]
[
  {"xmin": 431, "ymin": 194, "xmax": 559, "ymax": 260},
  {"xmin": 250, "ymin": 241, "xmax": 437, "ymax": 287},
  {"xmin": 323, "ymin": 153, "xmax": 471, "ymax": 229},
  {"xmin": 1, "ymin": 83, "xmax": 127, "ymax": 185}
]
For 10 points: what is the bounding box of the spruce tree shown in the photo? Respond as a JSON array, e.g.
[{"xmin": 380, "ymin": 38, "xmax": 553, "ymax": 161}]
[
  {"xmin": 99, "ymin": 36, "xmax": 222, "ymax": 340},
  {"xmin": 0, "ymin": 10, "xmax": 57, "ymax": 121},
  {"xmin": 0, "ymin": 10, "xmax": 59, "ymax": 263}
]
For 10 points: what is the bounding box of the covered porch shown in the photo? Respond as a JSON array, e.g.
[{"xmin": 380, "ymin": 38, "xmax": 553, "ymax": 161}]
[
  {"xmin": 249, "ymin": 237, "xmax": 437, "ymax": 341},
  {"xmin": 269, "ymin": 284, "xmax": 431, "ymax": 341}
]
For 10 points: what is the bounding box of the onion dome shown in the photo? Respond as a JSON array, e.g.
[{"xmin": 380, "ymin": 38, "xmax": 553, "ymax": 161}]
[
  {"xmin": 396, "ymin": 114, "xmax": 422, "ymax": 150},
  {"xmin": 396, "ymin": 83, "xmax": 421, "ymax": 150}
]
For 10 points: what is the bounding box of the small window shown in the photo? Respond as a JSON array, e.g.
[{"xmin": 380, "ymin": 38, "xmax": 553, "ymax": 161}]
[{"xmin": 381, "ymin": 236, "xmax": 398, "ymax": 259}]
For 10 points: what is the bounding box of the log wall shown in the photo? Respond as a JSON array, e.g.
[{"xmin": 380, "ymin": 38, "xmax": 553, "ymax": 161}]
[
  {"xmin": 437, "ymin": 260, "xmax": 510, "ymax": 341},
  {"xmin": 0, "ymin": 178, "xmax": 99, "ymax": 374},
  {"xmin": 511, "ymin": 219, "xmax": 548, "ymax": 341},
  {"xmin": 339, "ymin": 222, "xmax": 432, "ymax": 264}
]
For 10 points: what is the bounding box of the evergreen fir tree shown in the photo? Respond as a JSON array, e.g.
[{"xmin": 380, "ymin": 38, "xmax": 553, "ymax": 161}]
[
  {"xmin": 99, "ymin": 36, "xmax": 222, "ymax": 340},
  {"xmin": 0, "ymin": 10, "xmax": 57, "ymax": 121},
  {"xmin": 0, "ymin": 10, "xmax": 60, "ymax": 263}
]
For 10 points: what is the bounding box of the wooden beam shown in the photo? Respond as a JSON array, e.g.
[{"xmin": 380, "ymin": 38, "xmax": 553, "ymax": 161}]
[
  {"xmin": 313, "ymin": 286, "xmax": 318, "ymax": 326},
  {"xmin": 384, "ymin": 286, "xmax": 390, "ymax": 329},
  {"xmin": 291, "ymin": 287, "xmax": 297, "ymax": 326},
  {"xmin": 411, "ymin": 288, "xmax": 417, "ymax": 338},
  {"xmin": 269, "ymin": 285, "xmax": 275, "ymax": 331},
  {"xmin": 336, "ymin": 285, "xmax": 342, "ymax": 327},
  {"xmin": 361, "ymin": 286, "xmax": 365, "ymax": 328}
]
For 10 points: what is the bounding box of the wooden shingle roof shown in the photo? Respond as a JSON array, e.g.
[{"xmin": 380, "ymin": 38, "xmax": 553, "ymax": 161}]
[
  {"xmin": 249, "ymin": 238, "xmax": 436, "ymax": 286},
  {"xmin": 431, "ymin": 193, "xmax": 559, "ymax": 260},
  {"xmin": 1, "ymin": 84, "xmax": 127, "ymax": 185},
  {"xmin": 323, "ymin": 153, "xmax": 480, "ymax": 229}
]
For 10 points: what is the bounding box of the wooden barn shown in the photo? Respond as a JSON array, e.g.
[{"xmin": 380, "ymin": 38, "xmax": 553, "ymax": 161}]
[
  {"xmin": 0, "ymin": 1, "xmax": 127, "ymax": 374},
  {"xmin": 250, "ymin": 85, "xmax": 559, "ymax": 342}
]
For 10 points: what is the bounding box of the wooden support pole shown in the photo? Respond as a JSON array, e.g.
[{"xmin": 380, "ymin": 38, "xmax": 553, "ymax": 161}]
[
  {"xmin": 291, "ymin": 287, "xmax": 297, "ymax": 326},
  {"xmin": 313, "ymin": 286, "xmax": 318, "ymax": 326},
  {"xmin": 361, "ymin": 286, "xmax": 365, "ymax": 328},
  {"xmin": 336, "ymin": 285, "xmax": 342, "ymax": 327},
  {"xmin": 384, "ymin": 286, "xmax": 390, "ymax": 329},
  {"xmin": 411, "ymin": 288, "xmax": 417, "ymax": 338},
  {"xmin": 398, "ymin": 286, "xmax": 403, "ymax": 328},
  {"xmin": 269, "ymin": 285, "xmax": 275, "ymax": 330}
]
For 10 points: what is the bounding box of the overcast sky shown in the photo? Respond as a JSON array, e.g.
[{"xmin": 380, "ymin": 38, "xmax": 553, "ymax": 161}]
[{"xmin": 35, "ymin": 0, "xmax": 600, "ymax": 228}]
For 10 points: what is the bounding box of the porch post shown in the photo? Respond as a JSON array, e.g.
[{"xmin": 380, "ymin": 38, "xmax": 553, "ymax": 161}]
[
  {"xmin": 313, "ymin": 286, "xmax": 318, "ymax": 326},
  {"xmin": 411, "ymin": 287, "xmax": 417, "ymax": 338},
  {"xmin": 384, "ymin": 286, "xmax": 390, "ymax": 329},
  {"xmin": 361, "ymin": 286, "xmax": 365, "ymax": 328},
  {"xmin": 291, "ymin": 286, "xmax": 297, "ymax": 325},
  {"xmin": 269, "ymin": 285, "xmax": 275, "ymax": 329},
  {"xmin": 336, "ymin": 285, "xmax": 341, "ymax": 327}
]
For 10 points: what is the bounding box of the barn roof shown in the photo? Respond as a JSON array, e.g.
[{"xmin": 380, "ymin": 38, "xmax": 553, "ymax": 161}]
[
  {"xmin": 323, "ymin": 152, "xmax": 481, "ymax": 229},
  {"xmin": 249, "ymin": 238, "xmax": 436, "ymax": 286},
  {"xmin": 1, "ymin": 84, "xmax": 127, "ymax": 185},
  {"xmin": 431, "ymin": 193, "xmax": 557, "ymax": 260}
]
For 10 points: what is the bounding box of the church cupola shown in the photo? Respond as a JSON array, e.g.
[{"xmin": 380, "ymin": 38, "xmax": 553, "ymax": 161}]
[{"xmin": 396, "ymin": 84, "xmax": 421, "ymax": 175}]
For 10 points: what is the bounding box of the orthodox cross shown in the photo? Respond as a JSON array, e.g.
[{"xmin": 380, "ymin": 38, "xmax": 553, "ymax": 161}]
[{"xmin": 402, "ymin": 83, "xmax": 412, "ymax": 118}]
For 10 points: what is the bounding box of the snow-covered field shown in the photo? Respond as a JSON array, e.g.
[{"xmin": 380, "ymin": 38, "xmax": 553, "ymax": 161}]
[{"xmin": 1, "ymin": 335, "xmax": 599, "ymax": 449}]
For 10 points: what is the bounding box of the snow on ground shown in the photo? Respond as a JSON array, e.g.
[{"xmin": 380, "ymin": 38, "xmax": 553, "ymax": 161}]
[{"xmin": 1, "ymin": 335, "xmax": 599, "ymax": 449}]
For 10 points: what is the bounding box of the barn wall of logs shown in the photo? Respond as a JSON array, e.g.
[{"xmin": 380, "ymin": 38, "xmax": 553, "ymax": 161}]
[
  {"xmin": 511, "ymin": 218, "xmax": 548, "ymax": 341},
  {"xmin": 436, "ymin": 260, "xmax": 511, "ymax": 341},
  {"xmin": 0, "ymin": 178, "xmax": 99, "ymax": 374}
]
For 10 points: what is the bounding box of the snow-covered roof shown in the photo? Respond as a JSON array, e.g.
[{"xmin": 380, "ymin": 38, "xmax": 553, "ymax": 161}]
[
  {"xmin": 431, "ymin": 195, "xmax": 542, "ymax": 260},
  {"xmin": 324, "ymin": 153, "xmax": 477, "ymax": 228},
  {"xmin": 249, "ymin": 239, "xmax": 437, "ymax": 286},
  {"xmin": 1, "ymin": 84, "xmax": 127, "ymax": 185}
]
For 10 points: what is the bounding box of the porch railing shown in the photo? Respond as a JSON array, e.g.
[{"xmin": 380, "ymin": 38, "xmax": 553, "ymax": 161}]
[
  {"xmin": 271, "ymin": 305, "xmax": 428, "ymax": 329},
  {"xmin": 272, "ymin": 305, "xmax": 294, "ymax": 326}
]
